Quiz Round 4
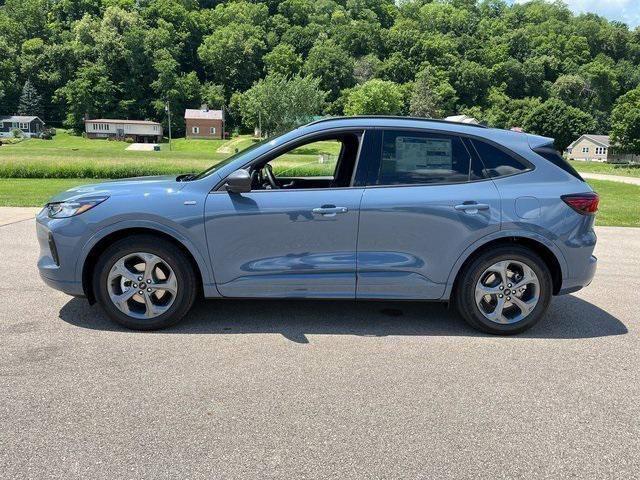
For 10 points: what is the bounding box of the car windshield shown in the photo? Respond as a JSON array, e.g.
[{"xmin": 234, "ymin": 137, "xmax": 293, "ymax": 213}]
[{"xmin": 192, "ymin": 134, "xmax": 285, "ymax": 180}]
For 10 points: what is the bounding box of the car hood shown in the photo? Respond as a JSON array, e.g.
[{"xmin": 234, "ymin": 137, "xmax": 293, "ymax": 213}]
[{"xmin": 47, "ymin": 175, "xmax": 186, "ymax": 203}]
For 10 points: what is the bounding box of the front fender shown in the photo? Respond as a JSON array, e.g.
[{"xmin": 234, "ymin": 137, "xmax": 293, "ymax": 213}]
[{"xmin": 75, "ymin": 218, "xmax": 220, "ymax": 298}]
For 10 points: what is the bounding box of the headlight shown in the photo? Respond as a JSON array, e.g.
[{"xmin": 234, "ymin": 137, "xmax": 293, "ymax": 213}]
[{"xmin": 47, "ymin": 196, "xmax": 109, "ymax": 218}]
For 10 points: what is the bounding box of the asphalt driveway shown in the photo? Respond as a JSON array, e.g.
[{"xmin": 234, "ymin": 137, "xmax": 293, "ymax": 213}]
[{"xmin": 1, "ymin": 218, "xmax": 638, "ymax": 479}]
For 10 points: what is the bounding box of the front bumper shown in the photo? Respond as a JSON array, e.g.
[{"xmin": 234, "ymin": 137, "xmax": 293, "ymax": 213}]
[{"xmin": 36, "ymin": 211, "xmax": 85, "ymax": 297}]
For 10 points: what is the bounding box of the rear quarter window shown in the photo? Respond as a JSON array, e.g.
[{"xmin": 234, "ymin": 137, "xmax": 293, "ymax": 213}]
[
  {"xmin": 533, "ymin": 146, "xmax": 584, "ymax": 181},
  {"xmin": 471, "ymin": 139, "xmax": 529, "ymax": 178}
]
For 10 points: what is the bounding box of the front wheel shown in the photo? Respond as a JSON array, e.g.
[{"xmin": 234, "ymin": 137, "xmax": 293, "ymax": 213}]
[
  {"xmin": 93, "ymin": 235, "xmax": 197, "ymax": 330},
  {"xmin": 455, "ymin": 246, "xmax": 552, "ymax": 335}
]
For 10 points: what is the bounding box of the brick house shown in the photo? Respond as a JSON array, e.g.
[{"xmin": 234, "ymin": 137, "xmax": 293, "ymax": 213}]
[
  {"xmin": 184, "ymin": 105, "xmax": 224, "ymax": 140},
  {"xmin": 566, "ymin": 135, "xmax": 610, "ymax": 162}
]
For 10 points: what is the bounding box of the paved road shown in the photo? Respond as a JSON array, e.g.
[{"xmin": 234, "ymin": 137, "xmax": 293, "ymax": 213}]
[
  {"xmin": 1, "ymin": 219, "xmax": 639, "ymax": 479},
  {"xmin": 581, "ymin": 172, "xmax": 640, "ymax": 186}
]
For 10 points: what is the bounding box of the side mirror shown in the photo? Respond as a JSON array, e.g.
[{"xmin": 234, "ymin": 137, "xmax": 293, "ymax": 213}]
[{"xmin": 225, "ymin": 169, "xmax": 252, "ymax": 194}]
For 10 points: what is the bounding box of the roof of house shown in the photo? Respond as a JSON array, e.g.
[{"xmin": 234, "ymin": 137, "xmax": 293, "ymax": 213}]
[
  {"xmin": 444, "ymin": 114, "xmax": 480, "ymax": 125},
  {"xmin": 568, "ymin": 134, "xmax": 610, "ymax": 149},
  {"xmin": 85, "ymin": 118, "xmax": 161, "ymax": 126},
  {"xmin": 184, "ymin": 109, "xmax": 223, "ymax": 120},
  {"xmin": 0, "ymin": 115, "xmax": 44, "ymax": 123}
]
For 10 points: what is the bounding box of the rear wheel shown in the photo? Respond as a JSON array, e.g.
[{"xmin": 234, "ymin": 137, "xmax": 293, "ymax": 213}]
[
  {"xmin": 93, "ymin": 235, "xmax": 197, "ymax": 330},
  {"xmin": 455, "ymin": 246, "xmax": 552, "ymax": 335}
]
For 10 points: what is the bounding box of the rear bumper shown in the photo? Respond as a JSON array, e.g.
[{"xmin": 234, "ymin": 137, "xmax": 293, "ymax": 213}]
[{"xmin": 557, "ymin": 254, "xmax": 597, "ymax": 295}]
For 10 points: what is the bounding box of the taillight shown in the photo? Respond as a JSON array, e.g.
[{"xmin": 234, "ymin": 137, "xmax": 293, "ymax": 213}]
[{"xmin": 561, "ymin": 192, "xmax": 599, "ymax": 215}]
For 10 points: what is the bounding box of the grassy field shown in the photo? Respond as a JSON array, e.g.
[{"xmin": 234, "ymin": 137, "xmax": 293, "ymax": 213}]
[
  {"xmin": 1, "ymin": 177, "xmax": 636, "ymax": 228},
  {"xmin": 0, "ymin": 130, "xmax": 338, "ymax": 178},
  {"xmin": 569, "ymin": 160, "xmax": 640, "ymax": 178},
  {"xmin": 587, "ymin": 179, "xmax": 640, "ymax": 227},
  {"xmin": 0, "ymin": 178, "xmax": 105, "ymax": 207},
  {"xmin": 0, "ymin": 130, "xmax": 258, "ymax": 178}
]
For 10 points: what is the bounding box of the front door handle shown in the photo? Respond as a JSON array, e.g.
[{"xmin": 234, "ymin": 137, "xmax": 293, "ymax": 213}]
[
  {"xmin": 312, "ymin": 205, "xmax": 348, "ymax": 216},
  {"xmin": 454, "ymin": 202, "xmax": 490, "ymax": 213}
]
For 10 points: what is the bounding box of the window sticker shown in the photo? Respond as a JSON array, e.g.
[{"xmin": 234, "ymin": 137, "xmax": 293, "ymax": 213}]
[{"xmin": 394, "ymin": 136, "xmax": 452, "ymax": 172}]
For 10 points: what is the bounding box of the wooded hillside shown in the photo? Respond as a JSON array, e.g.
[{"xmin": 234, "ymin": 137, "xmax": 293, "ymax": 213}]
[{"xmin": 1, "ymin": 0, "xmax": 639, "ymax": 149}]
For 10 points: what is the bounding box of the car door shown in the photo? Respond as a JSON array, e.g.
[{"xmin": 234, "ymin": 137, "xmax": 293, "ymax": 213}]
[
  {"xmin": 204, "ymin": 132, "xmax": 369, "ymax": 299},
  {"xmin": 356, "ymin": 129, "xmax": 501, "ymax": 300}
]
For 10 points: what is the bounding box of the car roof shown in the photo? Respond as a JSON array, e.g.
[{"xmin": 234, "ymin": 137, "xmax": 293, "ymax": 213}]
[{"xmin": 297, "ymin": 116, "xmax": 519, "ymax": 140}]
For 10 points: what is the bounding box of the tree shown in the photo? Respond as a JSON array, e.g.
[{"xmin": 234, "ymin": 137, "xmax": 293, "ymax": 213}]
[
  {"xmin": 201, "ymin": 82, "xmax": 225, "ymax": 110},
  {"xmin": 409, "ymin": 66, "xmax": 457, "ymax": 118},
  {"xmin": 263, "ymin": 43, "xmax": 302, "ymax": 77},
  {"xmin": 234, "ymin": 74, "xmax": 326, "ymax": 135},
  {"xmin": 344, "ymin": 79, "xmax": 404, "ymax": 116},
  {"xmin": 198, "ymin": 23, "xmax": 266, "ymax": 94},
  {"xmin": 17, "ymin": 78, "xmax": 43, "ymax": 117},
  {"xmin": 550, "ymin": 75, "xmax": 592, "ymax": 109},
  {"xmin": 303, "ymin": 40, "xmax": 354, "ymax": 101},
  {"xmin": 55, "ymin": 62, "xmax": 119, "ymax": 133},
  {"xmin": 523, "ymin": 99, "xmax": 597, "ymax": 151},
  {"xmin": 610, "ymin": 86, "xmax": 640, "ymax": 154}
]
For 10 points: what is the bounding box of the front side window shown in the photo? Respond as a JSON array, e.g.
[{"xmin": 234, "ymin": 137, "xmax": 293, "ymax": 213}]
[
  {"xmin": 192, "ymin": 126, "xmax": 199, "ymax": 134},
  {"xmin": 582, "ymin": 147, "xmax": 589, "ymax": 153},
  {"xmin": 244, "ymin": 132, "xmax": 363, "ymax": 191},
  {"xmin": 376, "ymin": 131, "xmax": 473, "ymax": 185},
  {"xmin": 471, "ymin": 139, "xmax": 529, "ymax": 178},
  {"xmin": 19, "ymin": 122, "xmax": 29, "ymax": 129},
  {"xmin": 210, "ymin": 127, "xmax": 216, "ymax": 134}
]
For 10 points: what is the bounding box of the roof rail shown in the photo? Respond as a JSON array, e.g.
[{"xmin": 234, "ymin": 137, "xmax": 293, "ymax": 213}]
[{"xmin": 305, "ymin": 115, "xmax": 489, "ymax": 129}]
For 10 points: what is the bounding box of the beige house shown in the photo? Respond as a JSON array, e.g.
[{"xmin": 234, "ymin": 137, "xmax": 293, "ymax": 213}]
[
  {"xmin": 566, "ymin": 135, "xmax": 610, "ymax": 162},
  {"xmin": 85, "ymin": 119, "xmax": 162, "ymax": 143}
]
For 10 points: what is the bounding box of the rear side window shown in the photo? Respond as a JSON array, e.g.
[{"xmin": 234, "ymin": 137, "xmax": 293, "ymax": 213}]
[
  {"xmin": 534, "ymin": 146, "xmax": 584, "ymax": 181},
  {"xmin": 471, "ymin": 139, "xmax": 528, "ymax": 178},
  {"xmin": 376, "ymin": 130, "xmax": 473, "ymax": 185}
]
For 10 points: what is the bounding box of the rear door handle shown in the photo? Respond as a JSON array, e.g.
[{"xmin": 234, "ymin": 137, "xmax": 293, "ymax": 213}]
[
  {"xmin": 312, "ymin": 205, "xmax": 348, "ymax": 216},
  {"xmin": 454, "ymin": 202, "xmax": 490, "ymax": 213}
]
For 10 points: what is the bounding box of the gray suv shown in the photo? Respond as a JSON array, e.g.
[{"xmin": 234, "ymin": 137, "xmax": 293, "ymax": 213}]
[{"xmin": 37, "ymin": 117, "xmax": 598, "ymax": 334}]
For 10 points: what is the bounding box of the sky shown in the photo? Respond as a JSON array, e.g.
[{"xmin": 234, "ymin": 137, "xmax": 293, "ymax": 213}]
[{"xmin": 511, "ymin": 0, "xmax": 640, "ymax": 28}]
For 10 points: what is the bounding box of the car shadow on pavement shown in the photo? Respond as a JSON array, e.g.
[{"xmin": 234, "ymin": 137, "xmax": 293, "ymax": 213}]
[{"xmin": 58, "ymin": 294, "xmax": 627, "ymax": 343}]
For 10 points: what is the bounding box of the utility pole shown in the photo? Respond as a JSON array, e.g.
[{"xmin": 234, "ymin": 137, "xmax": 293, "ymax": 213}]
[{"xmin": 165, "ymin": 100, "xmax": 172, "ymax": 151}]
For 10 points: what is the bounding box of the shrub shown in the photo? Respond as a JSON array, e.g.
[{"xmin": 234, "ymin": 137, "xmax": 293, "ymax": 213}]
[
  {"xmin": 11, "ymin": 128, "xmax": 24, "ymax": 138},
  {"xmin": 124, "ymin": 137, "xmax": 135, "ymax": 143}
]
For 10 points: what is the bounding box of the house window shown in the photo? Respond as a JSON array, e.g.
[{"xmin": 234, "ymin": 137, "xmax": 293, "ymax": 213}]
[
  {"xmin": 19, "ymin": 122, "xmax": 29, "ymax": 130},
  {"xmin": 192, "ymin": 126, "xmax": 199, "ymax": 134},
  {"xmin": 210, "ymin": 127, "xmax": 216, "ymax": 135},
  {"xmin": 582, "ymin": 147, "xmax": 589, "ymax": 153},
  {"xmin": 595, "ymin": 147, "xmax": 606, "ymax": 155}
]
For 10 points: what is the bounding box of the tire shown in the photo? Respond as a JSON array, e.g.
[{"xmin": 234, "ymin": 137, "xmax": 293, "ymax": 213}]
[
  {"xmin": 93, "ymin": 235, "xmax": 197, "ymax": 330},
  {"xmin": 454, "ymin": 245, "xmax": 552, "ymax": 335}
]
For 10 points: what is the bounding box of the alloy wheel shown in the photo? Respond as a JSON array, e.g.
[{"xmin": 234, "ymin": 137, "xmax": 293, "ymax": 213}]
[
  {"xmin": 107, "ymin": 252, "xmax": 178, "ymax": 319},
  {"xmin": 474, "ymin": 260, "xmax": 540, "ymax": 325}
]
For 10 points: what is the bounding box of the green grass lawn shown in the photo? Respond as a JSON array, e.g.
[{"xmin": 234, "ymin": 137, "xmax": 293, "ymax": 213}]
[
  {"xmin": 570, "ymin": 160, "xmax": 640, "ymax": 178},
  {"xmin": 587, "ymin": 179, "xmax": 640, "ymax": 227},
  {"xmin": 1, "ymin": 177, "xmax": 636, "ymax": 228},
  {"xmin": 0, "ymin": 130, "xmax": 335, "ymax": 179},
  {"xmin": 0, "ymin": 178, "xmax": 105, "ymax": 207},
  {"xmin": 0, "ymin": 130, "xmax": 253, "ymax": 178}
]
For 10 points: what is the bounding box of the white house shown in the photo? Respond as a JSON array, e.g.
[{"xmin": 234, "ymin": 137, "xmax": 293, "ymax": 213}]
[{"xmin": 85, "ymin": 119, "xmax": 163, "ymax": 143}]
